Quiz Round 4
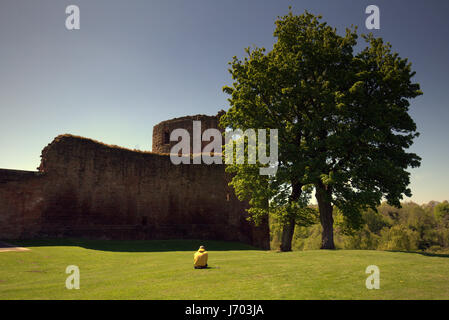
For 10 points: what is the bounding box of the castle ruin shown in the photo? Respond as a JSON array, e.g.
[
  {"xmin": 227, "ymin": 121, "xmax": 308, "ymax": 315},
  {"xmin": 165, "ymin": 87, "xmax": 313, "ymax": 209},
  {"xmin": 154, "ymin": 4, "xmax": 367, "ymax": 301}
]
[{"xmin": 0, "ymin": 112, "xmax": 270, "ymax": 249}]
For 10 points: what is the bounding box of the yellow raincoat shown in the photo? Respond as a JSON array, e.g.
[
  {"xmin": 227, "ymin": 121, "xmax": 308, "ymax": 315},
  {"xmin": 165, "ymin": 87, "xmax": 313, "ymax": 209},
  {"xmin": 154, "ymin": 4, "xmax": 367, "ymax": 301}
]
[{"xmin": 194, "ymin": 248, "xmax": 208, "ymax": 268}]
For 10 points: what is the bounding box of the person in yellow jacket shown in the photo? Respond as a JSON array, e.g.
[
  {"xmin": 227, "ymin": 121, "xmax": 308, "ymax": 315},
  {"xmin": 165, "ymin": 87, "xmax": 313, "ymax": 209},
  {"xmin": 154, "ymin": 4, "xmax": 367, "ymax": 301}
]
[{"xmin": 194, "ymin": 246, "xmax": 208, "ymax": 269}]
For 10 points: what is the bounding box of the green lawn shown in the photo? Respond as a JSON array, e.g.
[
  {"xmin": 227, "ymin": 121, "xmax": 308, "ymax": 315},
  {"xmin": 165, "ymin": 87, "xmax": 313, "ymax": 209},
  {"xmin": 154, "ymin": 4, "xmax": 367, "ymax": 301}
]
[{"xmin": 0, "ymin": 238, "xmax": 448, "ymax": 300}]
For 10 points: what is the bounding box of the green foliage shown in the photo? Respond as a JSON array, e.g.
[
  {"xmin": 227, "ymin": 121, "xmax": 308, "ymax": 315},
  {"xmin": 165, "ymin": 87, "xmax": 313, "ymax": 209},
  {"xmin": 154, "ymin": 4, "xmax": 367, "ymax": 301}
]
[
  {"xmin": 270, "ymin": 201, "xmax": 449, "ymax": 253},
  {"xmin": 337, "ymin": 225, "xmax": 381, "ymax": 250},
  {"xmin": 435, "ymin": 201, "xmax": 449, "ymax": 223},
  {"xmin": 363, "ymin": 209, "xmax": 390, "ymax": 234},
  {"xmin": 275, "ymin": 203, "xmax": 318, "ymax": 226},
  {"xmin": 300, "ymin": 225, "xmax": 323, "ymax": 250},
  {"xmin": 378, "ymin": 225, "xmax": 420, "ymax": 251}
]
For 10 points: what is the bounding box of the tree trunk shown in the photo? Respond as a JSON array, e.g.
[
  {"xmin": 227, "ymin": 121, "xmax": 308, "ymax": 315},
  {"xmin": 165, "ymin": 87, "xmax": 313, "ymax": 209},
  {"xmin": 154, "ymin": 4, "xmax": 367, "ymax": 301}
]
[
  {"xmin": 315, "ymin": 182, "xmax": 335, "ymax": 250},
  {"xmin": 279, "ymin": 182, "xmax": 302, "ymax": 252},
  {"xmin": 279, "ymin": 217, "xmax": 295, "ymax": 252}
]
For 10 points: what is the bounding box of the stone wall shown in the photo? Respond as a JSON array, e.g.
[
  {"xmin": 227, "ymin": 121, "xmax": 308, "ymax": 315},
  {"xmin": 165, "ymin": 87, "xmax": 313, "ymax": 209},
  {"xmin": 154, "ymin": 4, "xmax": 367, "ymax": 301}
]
[
  {"xmin": 0, "ymin": 134, "xmax": 269, "ymax": 249},
  {"xmin": 0, "ymin": 169, "xmax": 46, "ymax": 239},
  {"xmin": 152, "ymin": 111, "xmax": 225, "ymax": 154}
]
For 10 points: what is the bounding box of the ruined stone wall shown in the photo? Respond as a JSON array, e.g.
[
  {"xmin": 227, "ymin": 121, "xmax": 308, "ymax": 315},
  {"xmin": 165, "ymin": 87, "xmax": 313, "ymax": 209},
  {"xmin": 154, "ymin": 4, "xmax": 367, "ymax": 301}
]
[
  {"xmin": 0, "ymin": 170, "xmax": 46, "ymax": 239},
  {"xmin": 0, "ymin": 134, "xmax": 269, "ymax": 249},
  {"xmin": 152, "ymin": 112, "xmax": 225, "ymax": 154}
]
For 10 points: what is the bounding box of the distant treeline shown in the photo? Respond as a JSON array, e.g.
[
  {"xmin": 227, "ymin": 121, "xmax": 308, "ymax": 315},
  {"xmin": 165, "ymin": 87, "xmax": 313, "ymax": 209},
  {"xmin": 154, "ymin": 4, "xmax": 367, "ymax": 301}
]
[{"xmin": 270, "ymin": 201, "xmax": 449, "ymax": 253}]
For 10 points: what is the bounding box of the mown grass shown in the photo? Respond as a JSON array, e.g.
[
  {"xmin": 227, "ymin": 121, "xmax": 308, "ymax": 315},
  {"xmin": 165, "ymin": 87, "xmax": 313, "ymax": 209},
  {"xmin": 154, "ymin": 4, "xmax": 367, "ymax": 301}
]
[{"xmin": 0, "ymin": 239, "xmax": 448, "ymax": 300}]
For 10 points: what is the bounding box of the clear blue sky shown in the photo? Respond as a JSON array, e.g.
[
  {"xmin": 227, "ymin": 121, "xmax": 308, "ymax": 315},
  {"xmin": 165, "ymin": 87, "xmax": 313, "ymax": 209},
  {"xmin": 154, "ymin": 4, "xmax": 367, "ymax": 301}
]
[{"xmin": 0, "ymin": 0, "xmax": 448, "ymax": 204}]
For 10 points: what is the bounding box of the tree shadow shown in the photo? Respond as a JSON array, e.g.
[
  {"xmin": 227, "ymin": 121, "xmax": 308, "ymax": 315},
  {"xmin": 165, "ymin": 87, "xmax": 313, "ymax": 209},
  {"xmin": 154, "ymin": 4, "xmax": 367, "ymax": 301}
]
[
  {"xmin": 2, "ymin": 238, "xmax": 259, "ymax": 253},
  {"xmin": 0, "ymin": 241, "xmax": 15, "ymax": 249},
  {"xmin": 386, "ymin": 250, "xmax": 449, "ymax": 258}
]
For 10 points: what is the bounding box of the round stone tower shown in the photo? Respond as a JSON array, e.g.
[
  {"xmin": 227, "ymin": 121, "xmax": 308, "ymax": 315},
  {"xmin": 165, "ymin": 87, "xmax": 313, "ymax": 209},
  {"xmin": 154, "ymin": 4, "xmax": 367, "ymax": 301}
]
[{"xmin": 152, "ymin": 111, "xmax": 225, "ymax": 154}]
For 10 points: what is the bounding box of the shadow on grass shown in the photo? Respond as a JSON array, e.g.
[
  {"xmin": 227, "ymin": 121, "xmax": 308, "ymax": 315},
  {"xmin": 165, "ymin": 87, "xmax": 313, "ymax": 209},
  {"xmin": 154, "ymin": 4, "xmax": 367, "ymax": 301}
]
[
  {"xmin": 386, "ymin": 250, "xmax": 449, "ymax": 258},
  {"xmin": 0, "ymin": 241, "xmax": 15, "ymax": 248},
  {"xmin": 2, "ymin": 238, "xmax": 259, "ymax": 253}
]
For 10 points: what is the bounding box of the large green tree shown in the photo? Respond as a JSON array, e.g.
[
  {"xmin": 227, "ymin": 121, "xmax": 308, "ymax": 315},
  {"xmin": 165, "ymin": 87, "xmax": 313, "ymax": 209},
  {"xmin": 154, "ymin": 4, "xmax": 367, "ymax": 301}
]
[
  {"xmin": 434, "ymin": 201, "xmax": 449, "ymax": 226},
  {"xmin": 220, "ymin": 10, "xmax": 422, "ymax": 250}
]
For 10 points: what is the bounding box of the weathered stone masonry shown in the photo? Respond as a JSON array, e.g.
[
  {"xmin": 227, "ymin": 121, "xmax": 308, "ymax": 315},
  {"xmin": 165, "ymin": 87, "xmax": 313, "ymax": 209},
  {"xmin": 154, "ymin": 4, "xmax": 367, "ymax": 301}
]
[
  {"xmin": 0, "ymin": 113, "xmax": 270, "ymax": 249},
  {"xmin": 152, "ymin": 112, "xmax": 225, "ymax": 154}
]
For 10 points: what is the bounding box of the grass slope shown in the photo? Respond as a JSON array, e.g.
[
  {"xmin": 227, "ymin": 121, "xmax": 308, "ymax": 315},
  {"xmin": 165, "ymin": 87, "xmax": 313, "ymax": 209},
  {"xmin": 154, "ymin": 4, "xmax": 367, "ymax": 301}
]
[{"xmin": 0, "ymin": 239, "xmax": 448, "ymax": 300}]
